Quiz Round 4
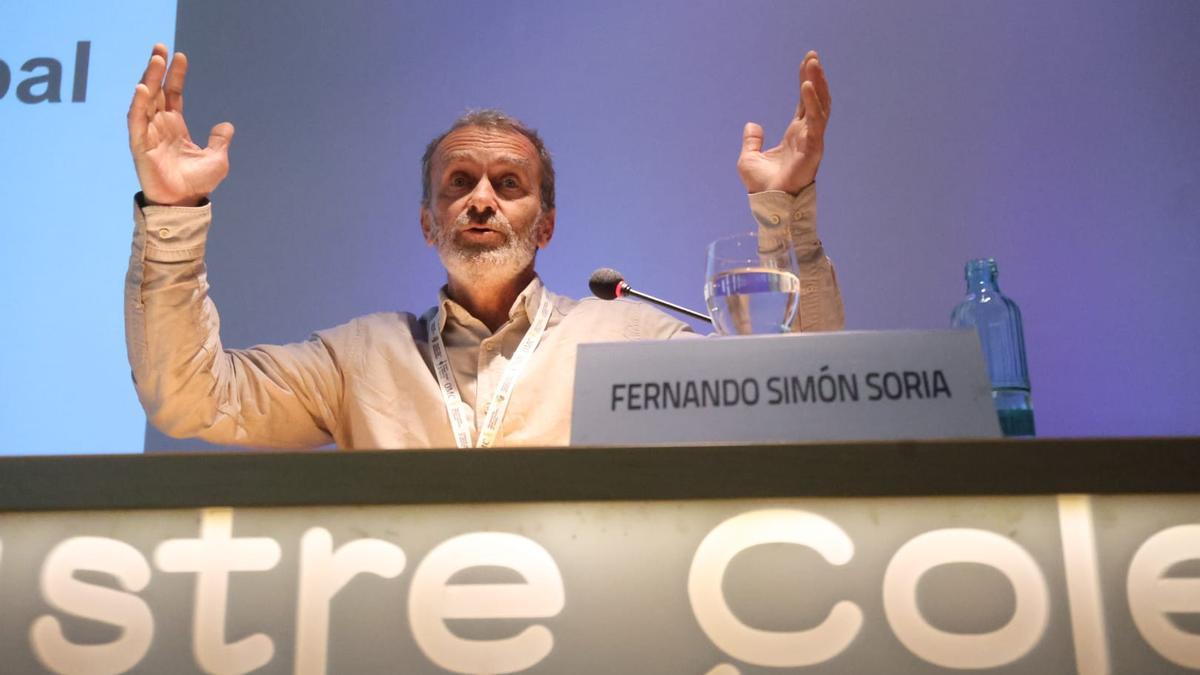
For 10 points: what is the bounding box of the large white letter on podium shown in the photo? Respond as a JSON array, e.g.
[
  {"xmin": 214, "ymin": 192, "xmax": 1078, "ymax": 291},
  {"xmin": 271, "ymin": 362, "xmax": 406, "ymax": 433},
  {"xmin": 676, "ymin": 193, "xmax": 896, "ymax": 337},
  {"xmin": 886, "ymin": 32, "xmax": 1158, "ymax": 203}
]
[
  {"xmin": 31, "ymin": 537, "xmax": 154, "ymax": 675},
  {"xmin": 1128, "ymin": 524, "xmax": 1200, "ymax": 669},
  {"xmin": 882, "ymin": 528, "xmax": 1049, "ymax": 669},
  {"xmin": 155, "ymin": 508, "xmax": 281, "ymax": 675},
  {"xmin": 409, "ymin": 532, "xmax": 564, "ymax": 674},
  {"xmin": 688, "ymin": 509, "xmax": 862, "ymax": 667}
]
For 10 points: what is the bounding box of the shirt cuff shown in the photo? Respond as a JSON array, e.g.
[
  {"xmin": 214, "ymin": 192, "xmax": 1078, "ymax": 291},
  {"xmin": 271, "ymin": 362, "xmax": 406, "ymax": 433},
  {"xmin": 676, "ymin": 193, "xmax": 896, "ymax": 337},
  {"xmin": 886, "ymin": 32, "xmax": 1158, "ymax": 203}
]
[
  {"xmin": 747, "ymin": 183, "xmax": 818, "ymax": 249},
  {"xmin": 134, "ymin": 192, "xmax": 212, "ymax": 262}
]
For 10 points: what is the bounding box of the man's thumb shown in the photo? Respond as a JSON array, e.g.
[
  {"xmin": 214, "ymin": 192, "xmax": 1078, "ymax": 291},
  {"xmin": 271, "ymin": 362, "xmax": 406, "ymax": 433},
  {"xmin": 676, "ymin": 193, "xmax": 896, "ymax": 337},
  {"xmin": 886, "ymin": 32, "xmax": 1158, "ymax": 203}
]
[
  {"xmin": 741, "ymin": 122, "xmax": 764, "ymax": 154},
  {"xmin": 207, "ymin": 122, "xmax": 235, "ymax": 152}
]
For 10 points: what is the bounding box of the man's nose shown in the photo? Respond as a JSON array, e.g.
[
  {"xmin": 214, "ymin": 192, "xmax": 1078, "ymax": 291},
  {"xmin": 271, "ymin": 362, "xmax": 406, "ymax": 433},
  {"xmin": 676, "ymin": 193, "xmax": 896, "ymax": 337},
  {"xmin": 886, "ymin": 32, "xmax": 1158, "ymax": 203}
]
[{"xmin": 466, "ymin": 177, "xmax": 498, "ymax": 222}]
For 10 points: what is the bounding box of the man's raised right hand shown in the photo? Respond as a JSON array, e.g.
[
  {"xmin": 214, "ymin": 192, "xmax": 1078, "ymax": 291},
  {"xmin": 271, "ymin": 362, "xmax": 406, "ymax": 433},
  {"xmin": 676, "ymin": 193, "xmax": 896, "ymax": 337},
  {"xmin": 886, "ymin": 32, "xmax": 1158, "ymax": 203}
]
[{"xmin": 128, "ymin": 44, "xmax": 234, "ymax": 207}]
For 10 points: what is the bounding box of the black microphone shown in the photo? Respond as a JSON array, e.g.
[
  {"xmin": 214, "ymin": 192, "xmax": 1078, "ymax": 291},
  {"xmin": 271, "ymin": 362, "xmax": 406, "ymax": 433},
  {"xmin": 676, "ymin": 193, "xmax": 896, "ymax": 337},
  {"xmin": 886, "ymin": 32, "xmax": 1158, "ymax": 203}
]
[{"xmin": 589, "ymin": 268, "xmax": 713, "ymax": 324}]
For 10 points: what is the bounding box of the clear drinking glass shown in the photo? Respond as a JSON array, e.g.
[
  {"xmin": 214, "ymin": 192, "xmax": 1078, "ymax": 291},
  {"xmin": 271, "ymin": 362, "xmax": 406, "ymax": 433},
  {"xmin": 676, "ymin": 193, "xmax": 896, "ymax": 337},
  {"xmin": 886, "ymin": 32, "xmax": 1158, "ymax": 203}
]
[{"xmin": 704, "ymin": 231, "xmax": 801, "ymax": 335}]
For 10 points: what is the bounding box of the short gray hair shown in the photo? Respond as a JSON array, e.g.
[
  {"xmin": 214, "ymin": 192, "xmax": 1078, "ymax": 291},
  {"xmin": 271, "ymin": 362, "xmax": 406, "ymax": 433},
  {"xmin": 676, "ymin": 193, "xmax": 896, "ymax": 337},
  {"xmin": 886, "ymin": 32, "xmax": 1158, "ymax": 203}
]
[{"xmin": 420, "ymin": 109, "xmax": 556, "ymax": 211}]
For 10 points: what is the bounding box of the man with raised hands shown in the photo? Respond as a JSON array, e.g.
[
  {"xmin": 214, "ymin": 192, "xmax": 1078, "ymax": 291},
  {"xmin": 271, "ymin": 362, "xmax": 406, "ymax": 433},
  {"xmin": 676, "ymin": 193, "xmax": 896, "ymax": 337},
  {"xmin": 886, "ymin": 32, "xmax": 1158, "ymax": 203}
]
[{"xmin": 125, "ymin": 43, "xmax": 843, "ymax": 449}]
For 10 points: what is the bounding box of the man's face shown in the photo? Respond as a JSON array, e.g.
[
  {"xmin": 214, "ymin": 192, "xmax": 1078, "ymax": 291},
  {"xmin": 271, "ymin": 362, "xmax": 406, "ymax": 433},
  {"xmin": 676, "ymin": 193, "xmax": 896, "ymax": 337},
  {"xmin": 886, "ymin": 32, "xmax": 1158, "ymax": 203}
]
[{"xmin": 421, "ymin": 126, "xmax": 554, "ymax": 281}]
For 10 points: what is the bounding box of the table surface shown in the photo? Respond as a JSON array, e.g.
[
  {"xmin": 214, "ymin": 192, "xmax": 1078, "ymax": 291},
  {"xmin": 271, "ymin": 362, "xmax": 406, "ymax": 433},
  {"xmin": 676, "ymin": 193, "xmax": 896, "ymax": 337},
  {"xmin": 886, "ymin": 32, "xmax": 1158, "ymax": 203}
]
[{"xmin": 0, "ymin": 437, "xmax": 1197, "ymax": 512}]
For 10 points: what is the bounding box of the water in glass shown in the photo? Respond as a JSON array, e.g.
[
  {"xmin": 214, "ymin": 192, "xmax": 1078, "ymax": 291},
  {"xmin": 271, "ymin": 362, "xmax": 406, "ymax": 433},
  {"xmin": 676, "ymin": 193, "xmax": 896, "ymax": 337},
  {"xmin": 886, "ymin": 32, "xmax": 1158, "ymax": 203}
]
[{"xmin": 705, "ymin": 232, "xmax": 800, "ymax": 335}]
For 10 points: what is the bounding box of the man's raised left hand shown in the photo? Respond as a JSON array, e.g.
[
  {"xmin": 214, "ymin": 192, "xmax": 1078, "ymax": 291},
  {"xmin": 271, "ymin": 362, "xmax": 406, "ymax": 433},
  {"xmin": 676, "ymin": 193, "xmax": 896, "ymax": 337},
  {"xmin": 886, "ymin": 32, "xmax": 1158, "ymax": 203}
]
[{"xmin": 737, "ymin": 50, "xmax": 832, "ymax": 195}]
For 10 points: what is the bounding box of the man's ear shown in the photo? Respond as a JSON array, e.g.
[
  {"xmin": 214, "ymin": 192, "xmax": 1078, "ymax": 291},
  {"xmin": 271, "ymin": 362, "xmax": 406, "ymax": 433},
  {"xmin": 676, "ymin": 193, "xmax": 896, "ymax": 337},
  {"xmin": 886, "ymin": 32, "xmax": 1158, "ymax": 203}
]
[
  {"xmin": 537, "ymin": 209, "xmax": 555, "ymax": 249},
  {"xmin": 420, "ymin": 206, "xmax": 435, "ymax": 245}
]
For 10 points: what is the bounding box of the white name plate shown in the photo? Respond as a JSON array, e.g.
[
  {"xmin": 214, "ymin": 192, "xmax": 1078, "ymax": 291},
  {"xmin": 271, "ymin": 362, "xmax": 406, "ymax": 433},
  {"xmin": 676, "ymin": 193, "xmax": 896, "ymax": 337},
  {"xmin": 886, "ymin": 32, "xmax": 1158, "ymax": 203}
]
[{"xmin": 570, "ymin": 329, "xmax": 1002, "ymax": 444}]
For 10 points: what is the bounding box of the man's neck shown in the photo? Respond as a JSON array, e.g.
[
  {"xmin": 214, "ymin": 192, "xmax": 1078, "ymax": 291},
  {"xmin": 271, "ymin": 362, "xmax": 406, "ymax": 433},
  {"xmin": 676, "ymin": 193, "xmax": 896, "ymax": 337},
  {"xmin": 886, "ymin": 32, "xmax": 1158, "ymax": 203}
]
[{"xmin": 446, "ymin": 266, "xmax": 536, "ymax": 333}]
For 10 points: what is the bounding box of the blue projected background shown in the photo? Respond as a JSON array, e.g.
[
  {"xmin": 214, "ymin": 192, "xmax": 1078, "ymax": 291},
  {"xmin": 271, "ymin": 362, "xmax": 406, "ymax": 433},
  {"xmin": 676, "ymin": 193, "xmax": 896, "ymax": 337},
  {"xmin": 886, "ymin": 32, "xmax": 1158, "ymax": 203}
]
[{"xmin": 0, "ymin": 2, "xmax": 177, "ymax": 454}]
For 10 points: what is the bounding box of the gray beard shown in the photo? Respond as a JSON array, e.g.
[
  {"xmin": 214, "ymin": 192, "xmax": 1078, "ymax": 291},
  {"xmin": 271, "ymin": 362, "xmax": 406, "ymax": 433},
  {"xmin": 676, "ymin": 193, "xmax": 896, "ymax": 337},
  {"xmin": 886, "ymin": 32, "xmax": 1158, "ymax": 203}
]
[{"xmin": 430, "ymin": 209, "xmax": 544, "ymax": 283}]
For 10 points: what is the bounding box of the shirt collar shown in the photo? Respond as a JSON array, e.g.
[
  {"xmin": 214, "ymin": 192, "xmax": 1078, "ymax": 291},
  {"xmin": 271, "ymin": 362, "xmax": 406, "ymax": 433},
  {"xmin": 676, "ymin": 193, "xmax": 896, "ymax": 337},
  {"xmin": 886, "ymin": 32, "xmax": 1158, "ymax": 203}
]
[{"xmin": 434, "ymin": 275, "xmax": 546, "ymax": 333}]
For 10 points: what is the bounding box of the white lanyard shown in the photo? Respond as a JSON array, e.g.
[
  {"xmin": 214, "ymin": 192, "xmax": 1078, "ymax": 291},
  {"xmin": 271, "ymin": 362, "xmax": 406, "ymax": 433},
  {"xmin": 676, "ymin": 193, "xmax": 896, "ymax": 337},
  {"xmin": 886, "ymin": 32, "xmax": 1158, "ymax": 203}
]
[{"xmin": 427, "ymin": 293, "xmax": 554, "ymax": 448}]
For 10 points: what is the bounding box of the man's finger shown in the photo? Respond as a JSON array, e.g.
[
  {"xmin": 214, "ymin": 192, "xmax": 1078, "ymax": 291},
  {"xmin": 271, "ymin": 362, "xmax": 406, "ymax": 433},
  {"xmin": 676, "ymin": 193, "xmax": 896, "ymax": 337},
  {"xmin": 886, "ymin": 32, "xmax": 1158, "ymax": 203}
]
[
  {"xmin": 207, "ymin": 122, "xmax": 236, "ymax": 152},
  {"xmin": 741, "ymin": 122, "xmax": 764, "ymax": 155},
  {"xmin": 808, "ymin": 59, "xmax": 832, "ymax": 116},
  {"xmin": 798, "ymin": 52, "xmax": 817, "ymax": 90},
  {"xmin": 127, "ymin": 83, "xmax": 151, "ymax": 151},
  {"xmin": 164, "ymin": 51, "xmax": 188, "ymax": 113},
  {"xmin": 139, "ymin": 44, "xmax": 168, "ymax": 87},
  {"xmin": 142, "ymin": 54, "xmax": 167, "ymax": 108},
  {"xmin": 801, "ymin": 81, "xmax": 825, "ymax": 129},
  {"xmin": 144, "ymin": 122, "xmax": 161, "ymax": 151},
  {"xmin": 796, "ymin": 51, "xmax": 820, "ymax": 119}
]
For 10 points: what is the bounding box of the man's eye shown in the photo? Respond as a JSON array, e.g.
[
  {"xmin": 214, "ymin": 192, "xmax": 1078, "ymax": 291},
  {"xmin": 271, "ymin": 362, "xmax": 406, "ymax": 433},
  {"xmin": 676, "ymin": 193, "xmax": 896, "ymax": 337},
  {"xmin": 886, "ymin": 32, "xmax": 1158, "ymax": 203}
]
[
  {"xmin": 501, "ymin": 176, "xmax": 520, "ymax": 189},
  {"xmin": 449, "ymin": 174, "xmax": 469, "ymax": 188}
]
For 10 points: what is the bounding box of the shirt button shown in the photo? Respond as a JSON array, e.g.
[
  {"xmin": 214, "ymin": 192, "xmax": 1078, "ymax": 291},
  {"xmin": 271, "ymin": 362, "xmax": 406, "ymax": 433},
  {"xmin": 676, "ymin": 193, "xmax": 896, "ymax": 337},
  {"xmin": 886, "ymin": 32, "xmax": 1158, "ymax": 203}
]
[
  {"xmin": 769, "ymin": 214, "xmax": 781, "ymax": 225},
  {"xmin": 484, "ymin": 343, "xmax": 496, "ymax": 352},
  {"xmin": 793, "ymin": 210, "xmax": 806, "ymax": 221},
  {"xmin": 158, "ymin": 228, "xmax": 172, "ymax": 239}
]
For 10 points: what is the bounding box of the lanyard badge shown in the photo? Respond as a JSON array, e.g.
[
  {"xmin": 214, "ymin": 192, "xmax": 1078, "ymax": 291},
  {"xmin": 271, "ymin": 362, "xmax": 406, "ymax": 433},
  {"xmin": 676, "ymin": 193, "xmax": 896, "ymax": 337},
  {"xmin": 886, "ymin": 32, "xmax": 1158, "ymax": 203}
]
[{"xmin": 427, "ymin": 293, "xmax": 554, "ymax": 448}]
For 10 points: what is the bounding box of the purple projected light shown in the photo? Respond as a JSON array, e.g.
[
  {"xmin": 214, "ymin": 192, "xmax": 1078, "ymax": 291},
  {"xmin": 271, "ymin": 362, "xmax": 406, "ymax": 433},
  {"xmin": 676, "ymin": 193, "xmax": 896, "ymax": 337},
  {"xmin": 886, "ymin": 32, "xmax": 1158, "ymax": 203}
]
[{"xmin": 145, "ymin": 0, "xmax": 1200, "ymax": 450}]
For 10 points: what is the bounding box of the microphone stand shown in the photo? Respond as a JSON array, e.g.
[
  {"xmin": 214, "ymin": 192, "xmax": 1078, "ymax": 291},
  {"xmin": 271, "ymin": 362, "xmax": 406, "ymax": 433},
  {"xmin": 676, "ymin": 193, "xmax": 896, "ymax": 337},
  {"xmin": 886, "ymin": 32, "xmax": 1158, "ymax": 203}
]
[{"xmin": 619, "ymin": 283, "xmax": 713, "ymax": 324}]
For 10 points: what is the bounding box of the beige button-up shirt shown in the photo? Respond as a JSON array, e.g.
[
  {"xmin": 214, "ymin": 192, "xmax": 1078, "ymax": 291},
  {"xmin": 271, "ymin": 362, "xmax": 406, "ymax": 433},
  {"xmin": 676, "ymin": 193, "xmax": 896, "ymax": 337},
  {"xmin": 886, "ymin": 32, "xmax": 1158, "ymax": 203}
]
[{"xmin": 125, "ymin": 186, "xmax": 843, "ymax": 449}]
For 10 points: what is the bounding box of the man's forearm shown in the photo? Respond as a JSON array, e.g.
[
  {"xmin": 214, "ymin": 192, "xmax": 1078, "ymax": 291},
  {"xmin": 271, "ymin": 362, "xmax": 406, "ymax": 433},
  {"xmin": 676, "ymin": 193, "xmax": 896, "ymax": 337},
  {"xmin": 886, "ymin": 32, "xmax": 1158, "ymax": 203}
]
[
  {"xmin": 124, "ymin": 195, "xmax": 338, "ymax": 447},
  {"xmin": 748, "ymin": 184, "xmax": 845, "ymax": 331}
]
